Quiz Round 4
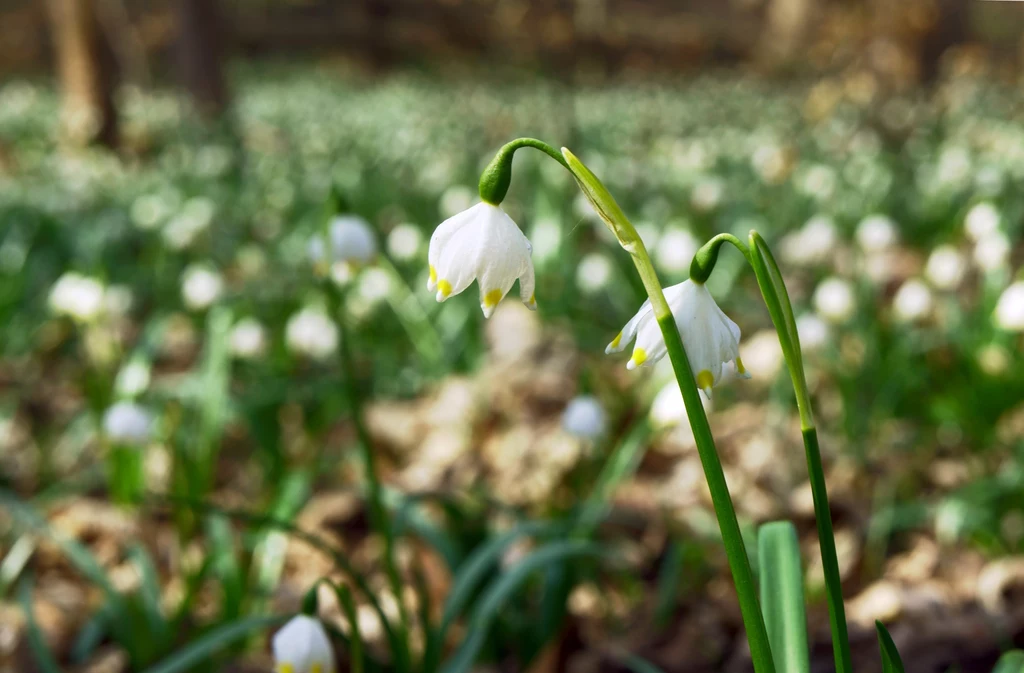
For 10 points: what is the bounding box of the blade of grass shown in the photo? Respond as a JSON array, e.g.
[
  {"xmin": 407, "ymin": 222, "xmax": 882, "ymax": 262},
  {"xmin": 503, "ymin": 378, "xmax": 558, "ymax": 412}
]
[
  {"xmin": 758, "ymin": 521, "xmax": 809, "ymax": 673},
  {"xmin": 139, "ymin": 615, "xmax": 288, "ymax": 673},
  {"xmin": 876, "ymin": 621, "xmax": 905, "ymax": 673},
  {"xmin": 18, "ymin": 576, "xmax": 62, "ymax": 673}
]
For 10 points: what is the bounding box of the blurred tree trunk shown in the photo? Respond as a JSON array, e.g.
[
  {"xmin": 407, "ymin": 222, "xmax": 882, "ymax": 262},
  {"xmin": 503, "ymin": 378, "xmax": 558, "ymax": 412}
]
[
  {"xmin": 176, "ymin": 0, "xmax": 229, "ymax": 118},
  {"xmin": 47, "ymin": 0, "xmax": 118, "ymax": 148}
]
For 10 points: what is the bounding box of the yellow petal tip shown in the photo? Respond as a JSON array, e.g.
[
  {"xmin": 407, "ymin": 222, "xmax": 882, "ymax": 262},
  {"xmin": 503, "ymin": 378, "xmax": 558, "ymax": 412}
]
[{"xmin": 696, "ymin": 370, "xmax": 714, "ymax": 391}]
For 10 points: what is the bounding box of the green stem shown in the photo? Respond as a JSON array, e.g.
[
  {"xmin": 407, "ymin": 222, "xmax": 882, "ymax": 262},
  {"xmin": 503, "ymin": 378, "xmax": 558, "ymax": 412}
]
[
  {"xmin": 478, "ymin": 138, "xmax": 570, "ymax": 205},
  {"xmin": 746, "ymin": 232, "xmax": 852, "ymax": 673},
  {"xmin": 560, "ymin": 147, "xmax": 776, "ymax": 673},
  {"xmin": 328, "ymin": 284, "xmax": 412, "ymax": 670}
]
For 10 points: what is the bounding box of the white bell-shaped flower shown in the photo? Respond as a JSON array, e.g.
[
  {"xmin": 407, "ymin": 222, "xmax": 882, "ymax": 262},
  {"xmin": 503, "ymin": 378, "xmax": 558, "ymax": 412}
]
[
  {"xmin": 562, "ymin": 395, "xmax": 607, "ymax": 440},
  {"xmin": 427, "ymin": 202, "xmax": 536, "ymax": 318},
  {"xmin": 102, "ymin": 401, "xmax": 153, "ymax": 445},
  {"xmin": 272, "ymin": 614, "xmax": 335, "ymax": 673},
  {"xmin": 607, "ymin": 280, "xmax": 747, "ymax": 398}
]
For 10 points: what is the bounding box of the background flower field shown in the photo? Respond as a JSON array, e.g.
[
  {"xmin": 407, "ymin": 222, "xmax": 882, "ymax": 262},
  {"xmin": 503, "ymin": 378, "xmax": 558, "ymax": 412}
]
[{"xmin": 2, "ymin": 32, "xmax": 1024, "ymax": 673}]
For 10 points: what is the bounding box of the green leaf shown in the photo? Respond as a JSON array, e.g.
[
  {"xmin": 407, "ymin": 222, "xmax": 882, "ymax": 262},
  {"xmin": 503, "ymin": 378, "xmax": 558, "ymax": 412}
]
[
  {"xmin": 758, "ymin": 521, "xmax": 809, "ymax": 673},
  {"xmin": 18, "ymin": 577, "xmax": 62, "ymax": 673},
  {"xmin": 992, "ymin": 650, "xmax": 1024, "ymax": 673},
  {"xmin": 440, "ymin": 540, "xmax": 604, "ymax": 673},
  {"xmin": 140, "ymin": 615, "xmax": 287, "ymax": 673},
  {"xmin": 876, "ymin": 621, "xmax": 905, "ymax": 673},
  {"xmin": 129, "ymin": 545, "xmax": 172, "ymax": 651},
  {"xmin": 561, "ymin": 147, "xmax": 637, "ymax": 249},
  {"xmin": 653, "ymin": 539, "xmax": 685, "ymax": 628}
]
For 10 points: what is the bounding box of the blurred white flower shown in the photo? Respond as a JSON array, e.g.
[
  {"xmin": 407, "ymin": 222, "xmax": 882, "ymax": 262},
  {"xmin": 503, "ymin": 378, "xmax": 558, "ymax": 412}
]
[
  {"xmin": 781, "ymin": 215, "xmax": 837, "ymax": 266},
  {"xmin": 654, "ymin": 226, "xmax": 699, "ymax": 275},
  {"xmin": 994, "ymin": 281, "xmax": 1024, "ymax": 332},
  {"xmin": 813, "ymin": 277, "xmax": 856, "ymax": 324},
  {"xmin": 286, "ymin": 308, "xmax": 338, "ymax": 359},
  {"xmin": 528, "ymin": 216, "xmax": 562, "ymax": 264},
  {"xmin": 607, "ymin": 280, "xmax": 748, "ymax": 398},
  {"xmin": 103, "ymin": 285, "xmax": 134, "ymax": 317},
  {"xmin": 977, "ymin": 343, "xmax": 1010, "ymax": 376},
  {"xmin": 649, "ymin": 380, "xmax": 712, "ymax": 430},
  {"xmin": 855, "ymin": 214, "xmax": 898, "ymax": 253},
  {"xmin": 739, "ymin": 329, "xmax": 784, "ymax": 379},
  {"xmin": 130, "ymin": 193, "xmax": 171, "ymax": 230},
  {"xmin": 965, "ymin": 202, "xmax": 1000, "ymax": 242},
  {"xmin": 798, "ymin": 164, "xmax": 837, "ymax": 200},
  {"xmin": 162, "ymin": 197, "xmax": 215, "ymax": 250},
  {"xmin": 355, "ymin": 267, "xmax": 392, "ymax": 305},
  {"xmin": 562, "ymin": 396, "xmax": 607, "ymax": 440},
  {"xmin": 892, "ymin": 279, "xmax": 933, "ymax": 323},
  {"xmin": 576, "ymin": 253, "xmax": 613, "ymax": 294},
  {"xmin": 386, "ymin": 223, "xmax": 423, "ymax": 261},
  {"xmin": 973, "ymin": 231, "xmax": 1010, "ymax": 273},
  {"xmin": 751, "ymin": 144, "xmax": 787, "ymax": 184},
  {"xmin": 439, "ymin": 185, "xmax": 474, "ymax": 218},
  {"xmin": 925, "ymin": 245, "xmax": 966, "ymax": 290},
  {"xmin": 103, "ymin": 401, "xmax": 153, "ymax": 445},
  {"xmin": 327, "ymin": 215, "xmax": 377, "ymax": 266},
  {"xmin": 936, "ymin": 146, "xmax": 972, "ymax": 187},
  {"xmin": 49, "ymin": 272, "xmax": 105, "ymax": 322},
  {"xmin": 114, "ymin": 360, "xmax": 151, "ymax": 397},
  {"xmin": 181, "ymin": 264, "xmax": 224, "ymax": 311},
  {"xmin": 229, "ymin": 318, "xmax": 267, "ymax": 359},
  {"xmin": 690, "ymin": 176, "xmax": 725, "ymax": 212},
  {"xmin": 427, "ymin": 202, "xmax": 535, "ymax": 317},
  {"xmin": 272, "ymin": 614, "xmax": 335, "ymax": 673},
  {"xmin": 796, "ymin": 313, "xmax": 830, "ymax": 351}
]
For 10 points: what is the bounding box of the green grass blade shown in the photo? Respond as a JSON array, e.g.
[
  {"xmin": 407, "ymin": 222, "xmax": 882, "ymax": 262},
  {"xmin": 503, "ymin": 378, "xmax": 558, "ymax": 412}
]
[
  {"xmin": 653, "ymin": 539, "xmax": 685, "ymax": 628},
  {"xmin": 129, "ymin": 544, "xmax": 172, "ymax": 651},
  {"xmin": 140, "ymin": 615, "xmax": 287, "ymax": 673},
  {"xmin": 333, "ymin": 584, "xmax": 364, "ymax": 673},
  {"xmin": 992, "ymin": 650, "xmax": 1024, "ymax": 673},
  {"xmin": 876, "ymin": 621, "xmax": 905, "ymax": 673},
  {"xmin": 758, "ymin": 521, "xmax": 809, "ymax": 673},
  {"xmin": 18, "ymin": 577, "xmax": 62, "ymax": 673},
  {"xmin": 440, "ymin": 540, "xmax": 604, "ymax": 673},
  {"xmin": 0, "ymin": 535, "xmax": 35, "ymax": 598}
]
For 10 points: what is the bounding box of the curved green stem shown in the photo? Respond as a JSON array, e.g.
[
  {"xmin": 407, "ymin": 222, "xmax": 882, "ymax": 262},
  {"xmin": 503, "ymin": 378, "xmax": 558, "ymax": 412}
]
[
  {"xmin": 746, "ymin": 231, "xmax": 851, "ymax": 673},
  {"xmin": 562, "ymin": 147, "xmax": 776, "ymax": 673},
  {"xmin": 690, "ymin": 233, "xmax": 751, "ymax": 283},
  {"xmin": 478, "ymin": 138, "xmax": 570, "ymax": 205}
]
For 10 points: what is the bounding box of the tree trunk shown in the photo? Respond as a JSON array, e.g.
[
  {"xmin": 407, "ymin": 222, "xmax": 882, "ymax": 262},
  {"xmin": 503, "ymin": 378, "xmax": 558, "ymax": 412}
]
[
  {"xmin": 176, "ymin": 0, "xmax": 229, "ymax": 118},
  {"xmin": 47, "ymin": 0, "xmax": 118, "ymax": 148}
]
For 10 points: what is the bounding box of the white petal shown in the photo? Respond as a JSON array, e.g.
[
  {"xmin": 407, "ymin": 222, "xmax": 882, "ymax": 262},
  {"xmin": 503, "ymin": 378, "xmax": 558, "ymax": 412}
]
[
  {"xmin": 626, "ymin": 312, "xmax": 667, "ymax": 370},
  {"xmin": 272, "ymin": 615, "xmax": 335, "ymax": 673},
  {"xmin": 518, "ymin": 259, "xmax": 537, "ymax": 310},
  {"xmin": 427, "ymin": 203, "xmax": 480, "ymax": 291},
  {"xmin": 607, "ymin": 298, "xmax": 652, "ymax": 354}
]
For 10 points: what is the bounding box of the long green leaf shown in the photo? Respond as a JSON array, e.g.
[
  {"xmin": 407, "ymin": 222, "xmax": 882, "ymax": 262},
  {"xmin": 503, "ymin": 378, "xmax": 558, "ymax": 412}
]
[
  {"xmin": 992, "ymin": 650, "xmax": 1024, "ymax": 673},
  {"xmin": 140, "ymin": 615, "xmax": 287, "ymax": 673},
  {"xmin": 758, "ymin": 521, "xmax": 809, "ymax": 673},
  {"xmin": 440, "ymin": 540, "xmax": 603, "ymax": 673},
  {"xmin": 18, "ymin": 577, "xmax": 62, "ymax": 673},
  {"xmin": 876, "ymin": 621, "xmax": 905, "ymax": 673}
]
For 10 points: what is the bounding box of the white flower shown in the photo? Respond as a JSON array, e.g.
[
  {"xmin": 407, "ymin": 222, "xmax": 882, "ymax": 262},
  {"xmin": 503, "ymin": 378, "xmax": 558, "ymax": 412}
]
[
  {"xmin": 649, "ymin": 380, "xmax": 712, "ymax": 430},
  {"xmin": 994, "ymin": 281, "xmax": 1024, "ymax": 332},
  {"xmin": 925, "ymin": 245, "xmax": 966, "ymax": 290},
  {"xmin": 285, "ymin": 308, "xmax": 338, "ymax": 359},
  {"xmin": 49, "ymin": 272, "xmax": 105, "ymax": 322},
  {"xmin": 162, "ymin": 197, "xmax": 215, "ymax": 250},
  {"xmin": 562, "ymin": 396, "xmax": 607, "ymax": 440},
  {"xmin": 115, "ymin": 359, "xmax": 151, "ymax": 397},
  {"xmin": 606, "ymin": 280, "xmax": 748, "ymax": 398},
  {"xmin": 355, "ymin": 267, "xmax": 392, "ymax": 305},
  {"xmin": 229, "ymin": 318, "xmax": 267, "ymax": 359},
  {"xmin": 328, "ymin": 215, "xmax": 377, "ymax": 265},
  {"xmin": 576, "ymin": 253, "xmax": 613, "ymax": 294},
  {"xmin": 386, "ymin": 223, "xmax": 423, "ymax": 261},
  {"xmin": 102, "ymin": 401, "xmax": 153, "ymax": 445},
  {"xmin": 813, "ymin": 277, "xmax": 856, "ymax": 324},
  {"xmin": 103, "ymin": 285, "xmax": 134, "ymax": 317},
  {"xmin": 795, "ymin": 313, "xmax": 829, "ymax": 352},
  {"xmin": 855, "ymin": 214, "xmax": 898, "ymax": 253},
  {"xmin": 892, "ymin": 279, "xmax": 933, "ymax": 323},
  {"xmin": 974, "ymin": 231, "xmax": 1010, "ymax": 273},
  {"xmin": 427, "ymin": 202, "xmax": 535, "ymax": 318},
  {"xmin": 781, "ymin": 215, "xmax": 837, "ymax": 266},
  {"xmin": 181, "ymin": 264, "xmax": 224, "ymax": 311},
  {"xmin": 965, "ymin": 202, "xmax": 1000, "ymax": 242},
  {"xmin": 690, "ymin": 176, "xmax": 725, "ymax": 212},
  {"xmin": 272, "ymin": 614, "xmax": 335, "ymax": 673},
  {"xmin": 655, "ymin": 226, "xmax": 699, "ymax": 275}
]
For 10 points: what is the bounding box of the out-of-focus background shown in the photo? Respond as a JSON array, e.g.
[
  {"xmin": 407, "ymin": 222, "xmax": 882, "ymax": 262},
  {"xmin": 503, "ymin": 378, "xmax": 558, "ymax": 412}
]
[{"xmin": 1, "ymin": 1, "xmax": 1024, "ymax": 671}]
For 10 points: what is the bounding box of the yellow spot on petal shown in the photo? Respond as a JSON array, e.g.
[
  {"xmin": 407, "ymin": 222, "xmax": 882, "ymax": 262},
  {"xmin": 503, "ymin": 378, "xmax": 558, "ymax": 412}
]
[
  {"xmin": 276, "ymin": 664, "xmax": 295, "ymax": 673},
  {"xmin": 429, "ymin": 265, "xmax": 437, "ymax": 283},
  {"xmin": 610, "ymin": 332, "xmax": 622, "ymax": 348},
  {"xmin": 696, "ymin": 370, "xmax": 714, "ymax": 391},
  {"xmin": 528, "ymin": 293, "xmax": 536, "ymax": 305},
  {"xmin": 483, "ymin": 288, "xmax": 503, "ymax": 308},
  {"xmin": 437, "ymin": 279, "xmax": 452, "ymax": 298},
  {"xmin": 631, "ymin": 347, "xmax": 647, "ymax": 367},
  {"xmin": 736, "ymin": 358, "xmax": 747, "ymax": 375}
]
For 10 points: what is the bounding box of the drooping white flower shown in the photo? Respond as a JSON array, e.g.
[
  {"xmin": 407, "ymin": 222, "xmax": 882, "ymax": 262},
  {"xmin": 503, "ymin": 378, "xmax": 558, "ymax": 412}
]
[
  {"xmin": 272, "ymin": 614, "xmax": 335, "ymax": 673},
  {"xmin": 285, "ymin": 308, "xmax": 338, "ymax": 360},
  {"xmin": 892, "ymin": 279, "xmax": 933, "ymax": 323},
  {"xmin": 855, "ymin": 214, "xmax": 898, "ymax": 253},
  {"xmin": 813, "ymin": 277, "xmax": 856, "ymax": 324},
  {"xmin": 561, "ymin": 396, "xmax": 607, "ymax": 440},
  {"xmin": 102, "ymin": 401, "xmax": 153, "ymax": 445},
  {"xmin": 994, "ymin": 281, "xmax": 1024, "ymax": 332},
  {"xmin": 925, "ymin": 244, "xmax": 966, "ymax": 290},
  {"xmin": 974, "ymin": 231, "xmax": 1011, "ymax": 273},
  {"xmin": 427, "ymin": 202, "xmax": 535, "ymax": 318},
  {"xmin": 49, "ymin": 272, "xmax": 105, "ymax": 322},
  {"xmin": 328, "ymin": 215, "xmax": 377, "ymax": 265},
  {"xmin": 115, "ymin": 359, "xmax": 151, "ymax": 397},
  {"xmin": 229, "ymin": 317, "xmax": 267, "ymax": 359},
  {"xmin": 606, "ymin": 280, "xmax": 748, "ymax": 398},
  {"xmin": 965, "ymin": 202, "xmax": 1000, "ymax": 242},
  {"xmin": 181, "ymin": 264, "xmax": 224, "ymax": 311}
]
